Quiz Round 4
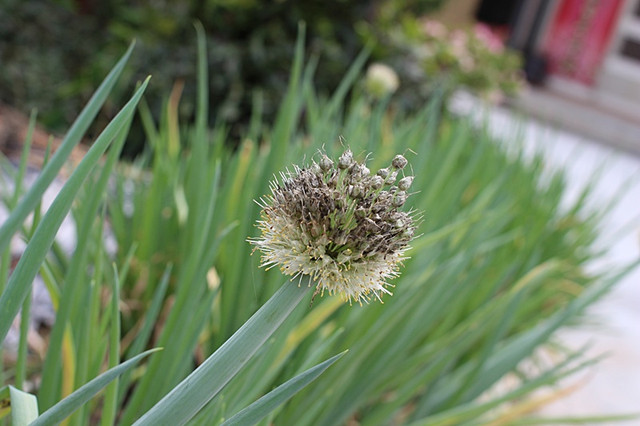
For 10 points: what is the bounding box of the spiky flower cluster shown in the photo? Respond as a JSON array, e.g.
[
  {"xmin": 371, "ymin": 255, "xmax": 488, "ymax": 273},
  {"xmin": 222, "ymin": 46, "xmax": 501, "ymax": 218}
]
[{"xmin": 250, "ymin": 149, "xmax": 418, "ymax": 304}]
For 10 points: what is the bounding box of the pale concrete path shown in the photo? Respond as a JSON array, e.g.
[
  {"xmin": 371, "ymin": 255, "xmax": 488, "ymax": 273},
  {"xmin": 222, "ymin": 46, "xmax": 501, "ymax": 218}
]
[{"xmin": 452, "ymin": 92, "xmax": 640, "ymax": 423}]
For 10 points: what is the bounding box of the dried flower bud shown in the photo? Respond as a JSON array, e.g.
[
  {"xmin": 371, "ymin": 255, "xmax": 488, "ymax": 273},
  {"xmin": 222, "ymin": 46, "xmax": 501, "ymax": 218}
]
[
  {"xmin": 319, "ymin": 155, "xmax": 333, "ymax": 171},
  {"xmin": 338, "ymin": 150, "xmax": 354, "ymax": 169},
  {"xmin": 377, "ymin": 168, "xmax": 389, "ymax": 179},
  {"xmin": 371, "ymin": 175, "xmax": 384, "ymax": 189},
  {"xmin": 392, "ymin": 154, "xmax": 408, "ymax": 169},
  {"xmin": 249, "ymin": 147, "xmax": 418, "ymax": 304},
  {"xmin": 393, "ymin": 191, "xmax": 407, "ymax": 207},
  {"xmin": 356, "ymin": 165, "xmax": 370, "ymax": 180},
  {"xmin": 350, "ymin": 163, "xmax": 369, "ymax": 181},
  {"xmin": 398, "ymin": 176, "xmax": 414, "ymax": 191}
]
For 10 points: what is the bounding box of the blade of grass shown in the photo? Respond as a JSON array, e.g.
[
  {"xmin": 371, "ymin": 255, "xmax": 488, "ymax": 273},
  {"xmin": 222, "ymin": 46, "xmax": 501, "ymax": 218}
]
[
  {"xmin": 34, "ymin": 77, "xmax": 149, "ymax": 408},
  {"xmin": 222, "ymin": 351, "xmax": 347, "ymax": 426},
  {"xmin": 2, "ymin": 110, "xmax": 38, "ymax": 388},
  {"xmin": 67, "ymin": 258, "xmax": 96, "ymax": 426},
  {"xmin": 118, "ymin": 264, "xmax": 172, "ymax": 405},
  {"xmin": 452, "ymin": 261, "xmax": 563, "ymax": 405},
  {"xmin": 15, "ymin": 290, "xmax": 31, "ymax": 390},
  {"xmin": 100, "ymin": 264, "xmax": 122, "ymax": 426},
  {"xmin": 325, "ymin": 48, "xmax": 369, "ymax": 117},
  {"xmin": 0, "ymin": 78, "xmax": 150, "ymax": 346},
  {"xmin": 120, "ymin": 162, "xmax": 223, "ymax": 420},
  {"xmin": 0, "ymin": 42, "xmax": 135, "ymax": 252},
  {"xmin": 30, "ymin": 349, "xmax": 161, "ymax": 426},
  {"xmin": 194, "ymin": 21, "xmax": 208, "ymax": 133},
  {"xmin": 134, "ymin": 279, "xmax": 311, "ymax": 426},
  {"xmin": 42, "ymin": 94, "xmax": 133, "ymax": 411},
  {"xmin": 0, "ymin": 386, "xmax": 39, "ymax": 425}
]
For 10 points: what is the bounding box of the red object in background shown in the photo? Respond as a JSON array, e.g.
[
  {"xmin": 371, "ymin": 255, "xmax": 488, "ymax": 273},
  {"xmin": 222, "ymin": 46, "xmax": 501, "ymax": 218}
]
[{"xmin": 543, "ymin": 0, "xmax": 624, "ymax": 85}]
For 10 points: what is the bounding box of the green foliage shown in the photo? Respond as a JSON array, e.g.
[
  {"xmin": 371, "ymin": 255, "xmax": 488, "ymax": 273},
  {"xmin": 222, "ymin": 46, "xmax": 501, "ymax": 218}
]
[
  {"xmin": 0, "ymin": 0, "xmax": 109, "ymax": 131},
  {"xmin": 0, "ymin": 34, "xmax": 344, "ymax": 425},
  {"xmin": 0, "ymin": 386, "xmax": 38, "ymax": 424},
  {"xmin": 1, "ymin": 26, "xmax": 634, "ymax": 426},
  {"xmin": 107, "ymin": 40, "xmax": 626, "ymax": 424},
  {"xmin": 0, "ymin": 0, "xmax": 446, "ymax": 151},
  {"xmin": 361, "ymin": 17, "xmax": 524, "ymax": 108}
]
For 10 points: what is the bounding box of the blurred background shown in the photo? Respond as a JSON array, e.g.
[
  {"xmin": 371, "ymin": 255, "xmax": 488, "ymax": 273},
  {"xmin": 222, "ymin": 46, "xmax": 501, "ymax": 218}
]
[
  {"xmin": 1, "ymin": 0, "xmax": 639, "ymax": 422},
  {"xmin": 1, "ymin": 0, "xmax": 640, "ymax": 155}
]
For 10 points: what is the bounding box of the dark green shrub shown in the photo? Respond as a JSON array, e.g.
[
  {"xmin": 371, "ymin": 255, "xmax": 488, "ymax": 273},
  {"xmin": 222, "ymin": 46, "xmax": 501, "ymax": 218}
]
[{"xmin": 0, "ymin": 0, "xmax": 446, "ymax": 154}]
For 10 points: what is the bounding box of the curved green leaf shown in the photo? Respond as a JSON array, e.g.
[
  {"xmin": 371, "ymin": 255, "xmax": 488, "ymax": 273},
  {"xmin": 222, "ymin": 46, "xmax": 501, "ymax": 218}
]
[
  {"xmin": 30, "ymin": 349, "xmax": 161, "ymax": 426},
  {"xmin": 0, "ymin": 386, "xmax": 39, "ymax": 425},
  {"xmin": 222, "ymin": 350, "xmax": 347, "ymax": 426},
  {"xmin": 0, "ymin": 42, "xmax": 135, "ymax": 252},
  {"xmin": 0, "ymin": 77, "xmax": 150, "ymax": 345},
  {"xmin": 134, "ymin": 280, "xmax": 311, "ymax": 426}
]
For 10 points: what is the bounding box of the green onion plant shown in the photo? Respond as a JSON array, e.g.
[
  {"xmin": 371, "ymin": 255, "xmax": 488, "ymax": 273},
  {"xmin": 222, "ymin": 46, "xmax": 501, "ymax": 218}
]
[{"xmin": 1, "ymin": 24, "xmax": 636, "ymax": 425}]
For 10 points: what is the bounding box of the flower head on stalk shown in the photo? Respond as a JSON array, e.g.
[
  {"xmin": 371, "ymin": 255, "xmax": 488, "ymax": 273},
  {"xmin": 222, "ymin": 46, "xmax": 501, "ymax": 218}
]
[{"xmin": 249, "ymin": 148, "xmax": 418, "ymax": 304}]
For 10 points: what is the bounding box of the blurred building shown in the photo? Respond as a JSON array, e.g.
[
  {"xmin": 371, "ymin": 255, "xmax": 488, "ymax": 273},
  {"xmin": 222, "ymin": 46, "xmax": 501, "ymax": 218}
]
[
  {"xmin": 433, "ymin": 0, "xmax": 640, "ymax": 152},
  {"xmin": 505, "ymin": 0, "xmax": 640, "ymax": 153}
]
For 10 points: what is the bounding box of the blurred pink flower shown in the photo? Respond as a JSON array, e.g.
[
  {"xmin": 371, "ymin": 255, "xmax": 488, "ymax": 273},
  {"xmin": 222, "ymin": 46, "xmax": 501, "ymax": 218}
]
[
  {"xmin": 450, "ymin": 30, "xmax": 471, "ymax": 65},
  {"xmin": 474, "ymin": 24, "xmax": 504, "ymax": 53},
  {"xmin": 422, "ymin": 19, "xmax": 447, "ymax": 38}
]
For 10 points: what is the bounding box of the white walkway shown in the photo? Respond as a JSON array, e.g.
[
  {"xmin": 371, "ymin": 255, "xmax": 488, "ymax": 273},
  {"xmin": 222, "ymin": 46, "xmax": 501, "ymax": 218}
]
[{"xmin": 453, "ymin": 92, "xmax": 640, "ymax": 423}]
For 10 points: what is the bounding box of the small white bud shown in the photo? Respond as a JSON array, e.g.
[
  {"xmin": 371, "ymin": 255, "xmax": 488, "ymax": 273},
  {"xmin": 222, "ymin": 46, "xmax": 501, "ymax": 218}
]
[
  {"xmin": 392, "ymin": 191, "xmax": 407, "ymax": 207},
  {"xmin": 319, "ymin": 155, "xmax": 333, "ymax": 171},
  {"xmin": 386, "ymin": 171, "xmax": 398, "ymax": 184},
  {"xmin": 392, "ymin": 155, "xmax": 408, "ymax": 169},
  {"xmin": 377, "ymin": 168, "xmax": 389, "ymax": 178},
  {"xmin": 398, "ymin": 176, "xmax": 414, "ymax": 191},
  {"xmin": 371, "ymin": 175, "xmax": 384, "ymax": 189},
  {"xmin": 365, "ymin": 63, "xmax": 400, "ymax": 98},
  {"xmin": 350, "ymin": 164, "xmax": 368, "ymax": 181},
  {"xmin": 338, "ymin": 150, "xmax": 354, "ymax": 169}
]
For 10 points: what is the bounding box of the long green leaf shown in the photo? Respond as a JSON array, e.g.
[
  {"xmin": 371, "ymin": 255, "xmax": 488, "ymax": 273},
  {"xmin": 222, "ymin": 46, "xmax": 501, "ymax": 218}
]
[
  {"xmin": 11, "ymin": 386, "xmax": 39, "ymax": 425},
  {"xmin": 0, "ymin": 42, "xmax": 135, "ymax": 252},
  {"xmin": 222, "ymin": 350, "xmax": 347, "ymax": 426},
  {"xmin": 100, "ymin": 264, "xmax": 123, "ymax": 426},
  {"xmin": 30, "ymin": 349, "xmax": 161, "ymax": 426},
  {"xmin": 14, "ymin": 110, "xmax": 36, "ymax": 386},
  {"xmin": 38, "ymin": 85, "xmax": 137, "ymax": 409},
  {"xmin": 118, "ymin": 264, "xmax": 172, "ymax": 405},
  {"xmin": 134, "ymin": 279, "xmax": 311, "ymax": 426},
  {"xmin": 0, "ymin": 77, "xmax": 150, "ymax": 346},
  {"xmin": 0, "ymin": 386, "xmax": 39, "ymax": 424}
]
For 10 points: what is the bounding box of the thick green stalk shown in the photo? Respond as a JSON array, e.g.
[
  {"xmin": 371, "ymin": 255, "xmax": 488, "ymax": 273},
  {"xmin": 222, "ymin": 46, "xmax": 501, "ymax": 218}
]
[{"xmin": 134, "ymin": 279, "xmax": 311, "ymax": 426}]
